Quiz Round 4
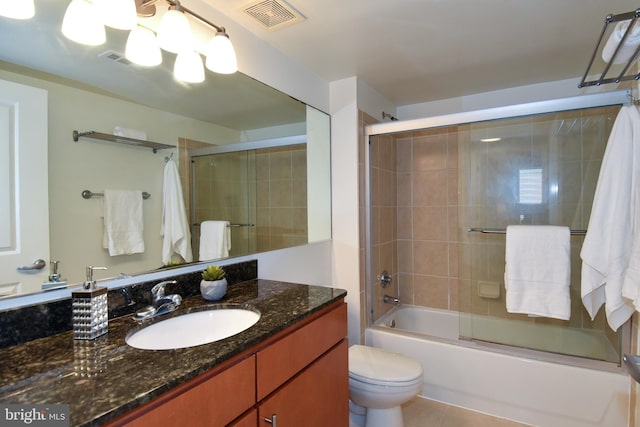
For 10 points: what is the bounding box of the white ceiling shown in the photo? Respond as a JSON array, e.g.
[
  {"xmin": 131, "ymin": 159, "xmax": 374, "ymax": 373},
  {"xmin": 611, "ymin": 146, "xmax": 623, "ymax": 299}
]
[
  {"xmin": 0, "ymin": 0, "xmax": 635, "ymax": 129},
  {"xmin": 210, "ymin": 0, "xmax": 638, "ymax": 106}
]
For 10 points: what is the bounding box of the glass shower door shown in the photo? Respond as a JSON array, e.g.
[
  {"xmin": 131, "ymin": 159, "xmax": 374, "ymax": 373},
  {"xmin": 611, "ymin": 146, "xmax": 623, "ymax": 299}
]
[{"xmin": 458, "ymin": 105, "xmax": 623, "ymax": 363}]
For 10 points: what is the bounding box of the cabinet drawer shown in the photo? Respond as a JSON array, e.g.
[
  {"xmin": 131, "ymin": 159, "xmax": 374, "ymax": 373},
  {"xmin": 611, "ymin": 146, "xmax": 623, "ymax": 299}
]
[
  {"xmin": 256, "ymin": 303, "xmax": 347, "ymax": 400},
  {"xmin": 123, "ymin": 355, "xmax": 256, "ymax": 427}
]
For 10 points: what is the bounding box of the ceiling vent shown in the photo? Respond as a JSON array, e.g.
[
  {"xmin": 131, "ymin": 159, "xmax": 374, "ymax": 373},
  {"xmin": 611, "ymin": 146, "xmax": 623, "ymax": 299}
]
[
  {"xmin": 98, "ymin": 50, "xmax": 132, "ymax": 66},
  {"xmin": 242, "ymin": 0, "xmax": 305, "ymax": 31}
]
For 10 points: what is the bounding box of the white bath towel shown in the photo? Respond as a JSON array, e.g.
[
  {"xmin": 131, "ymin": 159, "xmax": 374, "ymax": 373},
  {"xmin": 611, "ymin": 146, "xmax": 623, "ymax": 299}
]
[
  {"xmin": 602, "ymin": 19, "xmax": 640, "ymax": 64},
  {"xmin": 161, "ymin": 159, "xmax": 193, "ymax": 264},
  {"xmin": 581, "ymin": 105, "xmax": 640, "ymax": 331},
  {"xmin": 199, "ymin": 220, "xmax": 231, "ymax": 261},
  {"xmin": 102, "ymin": 189, "xmax": 145, "ymax": 256},
  {"xmin": 504, "ymin": 225, "xmax": 571, "ymax": 320}
]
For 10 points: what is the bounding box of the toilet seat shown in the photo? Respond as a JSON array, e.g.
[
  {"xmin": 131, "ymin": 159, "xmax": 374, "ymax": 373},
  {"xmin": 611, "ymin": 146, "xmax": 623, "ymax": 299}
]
[{"xmin": 349, "ymin": 345, "xmax": 422, "ymax": 387}]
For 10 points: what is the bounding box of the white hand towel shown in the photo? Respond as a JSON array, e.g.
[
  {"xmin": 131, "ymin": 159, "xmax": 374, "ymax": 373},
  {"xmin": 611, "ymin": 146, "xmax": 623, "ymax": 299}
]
[
  {"xmin": 199, "ymin": 220, "xmax": 231, "ymax": 261},
  {"xmin": 102, "ymin": 189, "xmax": 145, "ymax": 256},
  {"xmin": 161, "ymin": 159, "xmax": 193, "ymax": 264},
  {"xmin": 581, "ymin": 105, "xmax": 640, "ymax": 331},
  {"xmin": 504, "ymin": 225, "xmax": 571, "ymax": 320},
  {"xmin": 602, "ymin": 20, "xmax": 640, "ymax": 64}
]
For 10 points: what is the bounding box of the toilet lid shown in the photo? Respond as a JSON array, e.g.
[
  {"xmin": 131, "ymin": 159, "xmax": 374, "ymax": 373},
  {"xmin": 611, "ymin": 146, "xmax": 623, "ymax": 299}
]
[{"xmin": 349, "ymin": 345, "xmax": 422, "ymax": 385}]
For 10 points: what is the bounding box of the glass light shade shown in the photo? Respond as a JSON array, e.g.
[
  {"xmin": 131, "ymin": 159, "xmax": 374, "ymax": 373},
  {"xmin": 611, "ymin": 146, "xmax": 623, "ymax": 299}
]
[
  {"xmin": 0, "ymin": 0, "xmax": 35, "ymax": 19},
  {"xmin": 61, "ymin": 0, "xmax": 105, "ymax": 46},
  {"xmin": 157, "ymin": 8, "xmax": 192, "ymax": 54},
  {"xmin": 205, "ymin": 32, "xmax": 238, "ymax": 74},
  {"xmin": 125, "ymin": 26, "xmax": 162, "ymax": 67},
  {"xmin": 95, "ymin": 0, "xmax": 137, "ymax": 30},
  {"xmin": 174, "ymin": 50, "xmax": 204, "ymax": 83}
]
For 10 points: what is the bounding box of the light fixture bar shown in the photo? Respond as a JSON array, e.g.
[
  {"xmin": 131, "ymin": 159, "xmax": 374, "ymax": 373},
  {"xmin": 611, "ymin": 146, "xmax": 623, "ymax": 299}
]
[{"xmin": 139, "ymin": 0, "xmax": 226, "ymax": 32}]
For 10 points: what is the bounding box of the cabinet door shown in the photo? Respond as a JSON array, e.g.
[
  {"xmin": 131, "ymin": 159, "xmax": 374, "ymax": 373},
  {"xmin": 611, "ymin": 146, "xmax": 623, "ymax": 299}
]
[
  {"xmin": 258, "ymin": 340, "xmax": 348, "ymax": 427},
  {"xmin": 122, "ymin": 356, "xmax": 256, "ymax": 427},
  {"xmin": 229, "ymin": 409, "xmax": 257, "ymax": 427}
]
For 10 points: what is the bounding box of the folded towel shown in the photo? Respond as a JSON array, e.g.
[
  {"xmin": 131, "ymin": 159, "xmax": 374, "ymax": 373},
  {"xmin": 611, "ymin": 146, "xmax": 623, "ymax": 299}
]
[
  {"xmin": 161, "ymin": 159, "xmax": 193, "ymax": 264},
  {"xmin": 581, "ymin": 105, "xmax": 640, "ymax": 331},
  {"xmin": 113, "ymin": 126, "xmax": 147, "ymax": 140},
  {"xmin": 199, "ymin": 220, "xmax": 231, "ymax": 261},
  {"xmin": 504, "ymin": 225, "xmax": 571, "ymax": 320},
  {"xmin": 602, "ymin": 19, "xmax": 640, "ymax": 64},
  {"xmin": 102, "ymin": 189, "xmax": 145, "ymax": 256}
]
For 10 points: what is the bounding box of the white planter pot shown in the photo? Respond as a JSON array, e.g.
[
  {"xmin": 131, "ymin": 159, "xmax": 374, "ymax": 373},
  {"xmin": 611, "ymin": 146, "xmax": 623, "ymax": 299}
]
[{"xmin": 200, "ymin": 278, "xmax": 227, "ymax": 301}]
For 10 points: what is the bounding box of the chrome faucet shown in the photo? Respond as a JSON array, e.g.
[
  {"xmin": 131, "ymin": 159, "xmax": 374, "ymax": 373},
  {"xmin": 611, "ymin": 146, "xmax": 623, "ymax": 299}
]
[
  {"xmin": 383, "ymin": 294, "xmax": 400, "ymax": 305},
  {"xmin": 134, "ymin": 280, "xmax": 182, "ymax": 321}
]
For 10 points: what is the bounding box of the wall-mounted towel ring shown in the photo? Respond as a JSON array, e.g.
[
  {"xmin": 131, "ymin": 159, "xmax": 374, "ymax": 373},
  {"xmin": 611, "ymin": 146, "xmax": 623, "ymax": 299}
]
[{"xmin": 82, "ymin": 190, "xmax": 150, "ymax": 200}]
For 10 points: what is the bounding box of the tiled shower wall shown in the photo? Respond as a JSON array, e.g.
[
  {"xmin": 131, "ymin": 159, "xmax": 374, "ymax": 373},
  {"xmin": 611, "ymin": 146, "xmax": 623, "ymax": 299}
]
[
  {"xmin": 370, "ymin": 127, "xmax": 460, "ymax": 320},
  {"xmin": 255, "ymin": 145, "xmax": 308, "ymax": 252},
  {"xmin": 190, "ymin": 144, "xmax": 307, "ymax": 260}
]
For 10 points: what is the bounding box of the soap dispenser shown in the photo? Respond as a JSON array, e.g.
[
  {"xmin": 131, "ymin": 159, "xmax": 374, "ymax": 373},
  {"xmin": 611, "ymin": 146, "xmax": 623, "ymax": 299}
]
[{"xmin": 72, "ymin": 266, "xmax": 108, "ymax": 340}]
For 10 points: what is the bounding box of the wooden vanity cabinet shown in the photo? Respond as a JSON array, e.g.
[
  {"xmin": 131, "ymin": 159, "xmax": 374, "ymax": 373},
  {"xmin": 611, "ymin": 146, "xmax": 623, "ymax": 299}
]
[{"xmin": 109, "ymin": 301, "xmax": 348, "ymax": 427}]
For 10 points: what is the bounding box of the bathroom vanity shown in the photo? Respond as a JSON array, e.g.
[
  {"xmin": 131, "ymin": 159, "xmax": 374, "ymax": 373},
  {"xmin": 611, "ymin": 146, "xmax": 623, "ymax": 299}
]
[{"xmin": 0, "ymin": 278, "xmax": 348, "ymax": 426}]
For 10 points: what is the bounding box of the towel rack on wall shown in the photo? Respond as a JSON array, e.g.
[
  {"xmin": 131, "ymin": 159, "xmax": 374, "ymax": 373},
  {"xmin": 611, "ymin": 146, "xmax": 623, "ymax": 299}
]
[
  {"xmin": 82, "ymin": 190, "xmax": 151, "ymax": 200},
  {"xmin": 467, "ymin": 227, "xmax": 587, "ymax": 236},
  {"xmin": 73, "ymin": 130, "xmax": 175, "ymax": 153},
  {"xmin": 579, "ymin": 9, "xmax": 640, "ymax": 89}
]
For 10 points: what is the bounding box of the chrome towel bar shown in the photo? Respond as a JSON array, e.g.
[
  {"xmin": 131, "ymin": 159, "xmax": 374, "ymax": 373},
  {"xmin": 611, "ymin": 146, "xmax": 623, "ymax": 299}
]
[
  {"xmin": 467, "ymin": 227, "xmax": 586, "ymax": 236},
  {"xmin": 82, "ymin": 190, "xmax": 151, "ymax": 200}
]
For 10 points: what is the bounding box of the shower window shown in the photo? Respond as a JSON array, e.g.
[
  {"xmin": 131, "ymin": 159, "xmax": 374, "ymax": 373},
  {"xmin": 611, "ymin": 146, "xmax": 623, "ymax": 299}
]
[{"xmin": 368, "ymin": 103, "xmax": 625, "ymax": 364}]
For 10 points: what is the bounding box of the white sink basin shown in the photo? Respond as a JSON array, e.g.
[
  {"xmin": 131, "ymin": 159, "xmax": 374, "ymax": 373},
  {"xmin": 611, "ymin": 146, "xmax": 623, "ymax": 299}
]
[{"xmin": 126, "ymin": 306, "xmax": 260, "ymax": 350}]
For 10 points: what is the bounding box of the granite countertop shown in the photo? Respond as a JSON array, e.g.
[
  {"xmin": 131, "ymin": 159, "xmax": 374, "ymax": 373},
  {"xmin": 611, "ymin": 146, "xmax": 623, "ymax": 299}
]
[{"xmin": 0, "ymin": 279, "xmax": 347, "ymax": 426}]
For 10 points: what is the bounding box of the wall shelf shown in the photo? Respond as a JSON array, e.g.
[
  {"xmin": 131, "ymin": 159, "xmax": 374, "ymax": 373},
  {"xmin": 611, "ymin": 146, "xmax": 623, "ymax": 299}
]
[{"xmin": 72, "ymin": 130, "xmax": 174, "ymax": 153}]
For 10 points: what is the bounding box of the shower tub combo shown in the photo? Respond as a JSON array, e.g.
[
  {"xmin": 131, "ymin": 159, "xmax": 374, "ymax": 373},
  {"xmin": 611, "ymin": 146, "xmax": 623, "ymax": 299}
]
[
  {"xmin": 364, "ymin": 92, "xmax": 634, "ymax": 427},
  {"xmin": 366, "ymin": 305, "xmax": 628, "ymax": 427}
]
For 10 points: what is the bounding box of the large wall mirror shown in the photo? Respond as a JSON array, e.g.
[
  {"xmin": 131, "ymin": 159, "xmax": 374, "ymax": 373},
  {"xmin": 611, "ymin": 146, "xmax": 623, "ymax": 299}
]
[{"xmin": 0, "ymin": 1, "xmax": 331, "ymax": 300}]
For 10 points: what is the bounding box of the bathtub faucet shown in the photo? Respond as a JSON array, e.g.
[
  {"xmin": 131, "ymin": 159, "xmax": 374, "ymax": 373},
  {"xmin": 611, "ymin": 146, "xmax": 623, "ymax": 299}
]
[{"xmin": 383, "ymin": 294, "xmax": 400, "ymax": 305}]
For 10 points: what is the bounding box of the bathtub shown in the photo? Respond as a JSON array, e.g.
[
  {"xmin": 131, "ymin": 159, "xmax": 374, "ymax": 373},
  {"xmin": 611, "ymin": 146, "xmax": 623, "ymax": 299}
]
[{"xmin": 365, "ymin": 305, "xmax": 630, "ymax": 427}]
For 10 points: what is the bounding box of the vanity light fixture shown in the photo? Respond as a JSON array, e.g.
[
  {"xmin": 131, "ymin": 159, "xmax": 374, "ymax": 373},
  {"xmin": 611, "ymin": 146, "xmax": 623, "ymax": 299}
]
[
  {"xmin": 125, "ymin": 25, "xmax": 162, "ymax": 66},
  {"xmin": 156, "ymin": 2, "xmax": 192, "ymax": 54},
  {"xmin": 205, "ymin": 29, "xmax": 238, "ymax": 74},
  {"xmin": 95, "ymin": 0, "xmax": 137, "ymax": 31},
  {"xmin": 61, "ymin": 0, "xmax": 106, "ymax": 46},
  {"xmin": 174, "ymin": 49, "xmax": 205, "ymax": 83},
  {"xmin": 0, "ymin": 0, "xmax": 35, "ymax": 20},
  {"xmin": 480, "ymin": 137, "xmax": 502, "ymax": 143},
  {"xmin": 59, "ymin": 0, "xmax": 238, "ymax": 79}
]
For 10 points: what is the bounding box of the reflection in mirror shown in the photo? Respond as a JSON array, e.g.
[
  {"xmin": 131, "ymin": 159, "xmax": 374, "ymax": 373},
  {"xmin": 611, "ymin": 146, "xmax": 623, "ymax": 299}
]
[{"xmin": 0, "ymin": 2, "xmax": 331, "ymax": 301}]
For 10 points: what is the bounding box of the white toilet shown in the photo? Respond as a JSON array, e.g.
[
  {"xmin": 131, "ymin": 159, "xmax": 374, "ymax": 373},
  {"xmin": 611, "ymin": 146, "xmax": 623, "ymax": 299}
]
[{"xmin": 348, "ymin": 345, "xmax": 423, "ymax": 427}]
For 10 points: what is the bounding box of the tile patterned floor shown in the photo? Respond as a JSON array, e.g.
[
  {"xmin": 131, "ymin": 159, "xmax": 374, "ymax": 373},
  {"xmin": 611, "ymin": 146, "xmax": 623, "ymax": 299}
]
[{"xmin": 402, "ymin": 397, "xmax": 533, "ymax": 427}]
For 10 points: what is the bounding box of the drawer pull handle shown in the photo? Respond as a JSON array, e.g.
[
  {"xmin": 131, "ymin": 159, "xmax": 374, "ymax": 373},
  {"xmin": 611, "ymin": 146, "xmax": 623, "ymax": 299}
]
[{"xmin": 264, "ymin": 414, "xmax": 277, "ymax": 426}]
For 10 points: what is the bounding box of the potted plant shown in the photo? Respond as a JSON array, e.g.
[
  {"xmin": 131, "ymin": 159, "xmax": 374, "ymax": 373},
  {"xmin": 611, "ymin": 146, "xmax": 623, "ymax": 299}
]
[{"xmin": 200, "ymin": 265, "xmax": 227, "ymax": 301}]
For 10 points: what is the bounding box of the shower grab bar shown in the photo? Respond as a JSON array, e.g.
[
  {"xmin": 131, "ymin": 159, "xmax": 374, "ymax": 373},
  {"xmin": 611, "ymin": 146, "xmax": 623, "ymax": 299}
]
[{"xmin": 467, "ymin": 227, "xmax": 587, "ymax": 236}]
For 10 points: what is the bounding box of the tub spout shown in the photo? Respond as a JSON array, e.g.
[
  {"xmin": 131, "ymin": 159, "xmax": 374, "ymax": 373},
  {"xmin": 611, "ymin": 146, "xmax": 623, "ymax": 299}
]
[{"xmin": 383, "ymin": 294, "xmax": 400, "ymax": 305}]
